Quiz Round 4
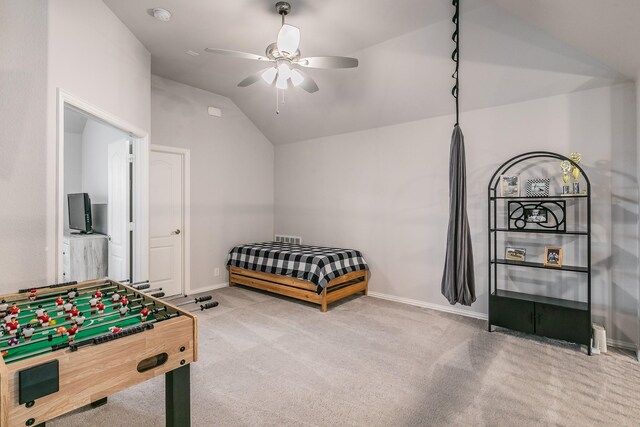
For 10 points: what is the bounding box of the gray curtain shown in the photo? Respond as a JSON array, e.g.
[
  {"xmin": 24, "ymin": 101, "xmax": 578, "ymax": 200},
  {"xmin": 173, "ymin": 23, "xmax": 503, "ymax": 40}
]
[{"xmin": 441, "ymin": 125, "xmax": 476, "ymax": 306}]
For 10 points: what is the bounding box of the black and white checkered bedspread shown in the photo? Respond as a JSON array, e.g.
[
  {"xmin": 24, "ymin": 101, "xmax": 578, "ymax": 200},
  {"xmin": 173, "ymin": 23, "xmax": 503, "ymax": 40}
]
[{"xmin": 226, "ymin": 242, "xmax": 369, "ymax": 294}]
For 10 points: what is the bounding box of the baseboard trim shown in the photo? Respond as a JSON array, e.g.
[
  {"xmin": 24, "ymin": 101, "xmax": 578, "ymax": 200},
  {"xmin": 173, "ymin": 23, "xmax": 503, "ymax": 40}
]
[
  {"xmin": 185, "ymin": 282, "xmax": 228, "ymax": 295},
  {"xmin": 367, "ymin": 291, "xmax": 638, "ymax": 353},
  {"xmin": 367, "ymin": 291, "xmax": 488, "ymax": 321}
]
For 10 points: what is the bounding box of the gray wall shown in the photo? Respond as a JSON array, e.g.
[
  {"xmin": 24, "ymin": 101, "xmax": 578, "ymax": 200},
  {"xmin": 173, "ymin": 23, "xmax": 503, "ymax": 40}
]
[
  {"xmin": 275, "ymin": 83, "xmax": 639, "ymax": 348},
  {"xmin": 0, "ymin": 1, "xmax": 49, "ymax": 290},
  {"xmin": 150, "ymin": 75, "xmax": 275, "ymax": 291}
]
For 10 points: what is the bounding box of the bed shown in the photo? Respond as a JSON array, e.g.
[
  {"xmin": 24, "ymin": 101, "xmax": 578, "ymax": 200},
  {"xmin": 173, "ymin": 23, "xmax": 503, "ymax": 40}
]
[{"xmin": 227, "ymin": 242, "xmax": 369, "ymax": 312}]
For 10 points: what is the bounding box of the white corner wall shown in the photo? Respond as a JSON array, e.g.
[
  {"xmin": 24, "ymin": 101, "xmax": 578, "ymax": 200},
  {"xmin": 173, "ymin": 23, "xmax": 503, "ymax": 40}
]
[
  {"xmin": 275, "ymin": 83, "xmax": 638, "ymax": 348},
  {"xmin": 150, "ymin": 75, "xmax": 275, "ymax": 292},
  {"xmin": 0, "ymin": 1, "xmax": 49, "ymax": 291},
  {"xmin": 45, "ymin": 0, "xmax": 151, "ymax": 284}
]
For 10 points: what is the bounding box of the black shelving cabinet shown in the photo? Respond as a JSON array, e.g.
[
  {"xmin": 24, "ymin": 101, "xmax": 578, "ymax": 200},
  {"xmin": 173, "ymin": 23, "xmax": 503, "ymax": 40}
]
[{"xmin": 487, "ymin": 151, "xmax": 592, "ymax": 354}]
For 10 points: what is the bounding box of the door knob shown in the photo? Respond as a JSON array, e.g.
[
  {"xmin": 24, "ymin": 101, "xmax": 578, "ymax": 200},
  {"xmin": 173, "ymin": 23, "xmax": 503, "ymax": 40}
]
[{"xmin": 172, "ymin": 229, "xmax": 181, "ymax": 235}]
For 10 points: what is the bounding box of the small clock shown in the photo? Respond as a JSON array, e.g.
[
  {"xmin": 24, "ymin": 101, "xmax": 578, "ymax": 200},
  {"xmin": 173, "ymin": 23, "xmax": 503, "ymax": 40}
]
[{"xmin": 525, "ymin": 179, "xmax": 550, "ymax": 197}]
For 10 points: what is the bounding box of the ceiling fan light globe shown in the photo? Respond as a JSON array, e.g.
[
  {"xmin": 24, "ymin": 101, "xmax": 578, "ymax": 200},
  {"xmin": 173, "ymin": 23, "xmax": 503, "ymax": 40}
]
[
  {"xmin": 290, "ymin": 69, "xmax": 304, "ymax": 87},
  {"xmin": 277, "ymin": 24, "xmax": 301, "ymax": 55},
  {"xmin": 277, "ymin": 62, "xmax": 292, "ymax": 80},
  {"xmin": 275, "ymin": 73, "xmax": 289, "ymax": 90},
  {"xmin": 261, "ymin": 67, "xmax": 278, "ymax": 84}
]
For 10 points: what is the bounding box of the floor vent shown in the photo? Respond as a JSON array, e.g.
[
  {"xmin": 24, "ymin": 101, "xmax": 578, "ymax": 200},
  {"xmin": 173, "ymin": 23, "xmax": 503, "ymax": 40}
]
[{"xmin": 275, "ymin": 234, "xmax": 302, "ymax": 245}]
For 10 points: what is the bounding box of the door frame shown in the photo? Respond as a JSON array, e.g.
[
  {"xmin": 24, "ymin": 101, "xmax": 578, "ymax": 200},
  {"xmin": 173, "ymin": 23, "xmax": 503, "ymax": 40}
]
[
  {"xmin": 150, "ymin": 144, "xmax": 191, "ymax": 295},
  {"xmin": 56, "ymin": 89, "xmax": 149, "ymax": 283}
]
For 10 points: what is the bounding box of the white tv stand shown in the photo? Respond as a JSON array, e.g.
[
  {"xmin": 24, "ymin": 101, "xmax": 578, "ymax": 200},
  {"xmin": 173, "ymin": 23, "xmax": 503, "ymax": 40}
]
[{"xmin": 62, "ymin": 233, "xmax": 108, "ymax": 282}]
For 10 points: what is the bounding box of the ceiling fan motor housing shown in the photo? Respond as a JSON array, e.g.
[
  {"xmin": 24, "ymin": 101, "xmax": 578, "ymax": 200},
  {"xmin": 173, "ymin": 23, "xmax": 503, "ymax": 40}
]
[{"xmin": 276, "ymin": 2, "xmax": 291, "ymax": 16}]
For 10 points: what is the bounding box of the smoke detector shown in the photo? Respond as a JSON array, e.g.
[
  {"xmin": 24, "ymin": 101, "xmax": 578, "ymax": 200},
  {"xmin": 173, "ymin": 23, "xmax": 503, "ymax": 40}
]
[{"xmin": 151, "ymin": 8, "xmax": 172, "ymax": 22}]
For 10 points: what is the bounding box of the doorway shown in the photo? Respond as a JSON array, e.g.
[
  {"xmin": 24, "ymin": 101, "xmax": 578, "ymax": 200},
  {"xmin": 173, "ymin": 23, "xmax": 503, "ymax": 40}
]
[
  {"xmin": 149, "ymin": 145, "xmax": 190, "ymax": 297},
  {"xmin": 57, "ymin": 90, "xmax": 149, "ymax": 284}
]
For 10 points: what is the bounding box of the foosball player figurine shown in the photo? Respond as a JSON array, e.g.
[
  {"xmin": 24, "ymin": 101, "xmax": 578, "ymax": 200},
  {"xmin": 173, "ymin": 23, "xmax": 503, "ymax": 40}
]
[
  {"xmin": 70, "ymin": 305, "xmax": 80, "ymax": 322},
  {"xmin": 35, "ymin": 304, "xmax": 45, "ymax": 319},
  {"xmin": 67, "ymin": 288, "xmax": 78, "ymax": 301},
  {"xmin": 109, "ymin": 326, "xmax": 122, "ymax": 334},
  {"xmin": 120, "ymin": 296, "xmax": 129, "ymax": 307},
  {"xmin": 67, "ymin": 324, "xmax": 78, "ymax": 342},
  {"xmin": 7, "ymin": 318, "xmax": 19, "ymax": 335},
  {"xmin": 10, "ymin": 303, "xmax": 20, "ymax": 316},
  {"xmin": 140, "ymin": 306, "xmax": 150, "ymax": 322},
  {"xmin": 118, "ymin": 304, "xmax": 129, "ymax": 318},
  {"xmin": 28, "ymin": 288, "xmax": 38, "ymax": 301},
  {"xmin": 4, "ymin": 312, "xmax": 14, "ymax": 325},
  {"xmin": 89, "ymin": 296, "xmax": 99, "ymax": 314},
  {"xmin": 8, "ymin": 335, "xmax": 19, "ymax": 347},
  {"xmin": 56, "ymin": 295, "xmax": 65, "ymax": 312},
  {"xmin": 75, "ymin": 312, "xmax": 86, "ymax": 327},
  {"xmin": 94, "ymin": 289, "xmax": 103, "ymax": 299},
  {"xmin": 40, "ymin": 311, "xmax": 51, "ymax": 328},
  {"xmin": 22, "ymin": 323, "xmax": 35, "ymax": 341},
  {"xmin": 0, "ymin": 299, "xmax": 8, "ymax": 316},
  {"xmin": 97, "ymin": 301, "xmax": 105, "ymax": 314},
  {"xmin": 111, "ymin": 291, "xmax": 121, "ymax": 304},
  {"xmin": 64, "ymin": 300, "xmax": 74, "ymax": 319}
]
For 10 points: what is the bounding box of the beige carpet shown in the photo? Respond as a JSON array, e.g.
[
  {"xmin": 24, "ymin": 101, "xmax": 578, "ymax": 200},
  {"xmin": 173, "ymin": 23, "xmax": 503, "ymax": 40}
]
[{"xmin": 51, "ymin": 286, "xmax": 640, "ymax": 426}]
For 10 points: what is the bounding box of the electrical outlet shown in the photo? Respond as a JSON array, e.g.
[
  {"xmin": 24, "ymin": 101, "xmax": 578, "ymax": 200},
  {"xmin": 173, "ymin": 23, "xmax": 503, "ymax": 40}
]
[{"xmin": 214, "ymin": 268, "xmax": 220, "ymax": 277}]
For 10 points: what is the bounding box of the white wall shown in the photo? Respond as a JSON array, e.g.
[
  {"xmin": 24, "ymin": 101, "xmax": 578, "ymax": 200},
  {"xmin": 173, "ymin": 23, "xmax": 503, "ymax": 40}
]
[
  {"xmin": 81, "ymin": 119, "xmax": 128, "ymax": 204},
  {"xmin": 0, "ymin": 1, "xmax": 49, "ymax": 290},
  {"xmin": 150, "ymin": 75, "xmax": 274, "ymax": 292},
  {"xmin": 45, "ymin": 0, "xmax": 151, "ymax": 284},
  {"xmin": 63, "ymin": 132, "xmax": 83, "ymax": 232},
  {"xmin": 275, "ymin": 83, "xmax": 638, "ymax": 348}
]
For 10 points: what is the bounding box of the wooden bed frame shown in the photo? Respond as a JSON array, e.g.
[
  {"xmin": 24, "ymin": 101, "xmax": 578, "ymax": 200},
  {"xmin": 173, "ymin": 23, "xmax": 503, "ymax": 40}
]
[{"xmin": 229, "ymin": 266, "xmax": 368, "ymax": 312}]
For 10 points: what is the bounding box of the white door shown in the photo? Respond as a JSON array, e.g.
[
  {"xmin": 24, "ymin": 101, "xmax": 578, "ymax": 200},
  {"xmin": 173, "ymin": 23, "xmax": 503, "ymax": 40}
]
[
  {"xmin": 107, "ymin": 140, "xmax": 130, "ymax": 281},
  {"xmin": 150, "ymin": 150, "xmax": 184, "ymax": 296}
]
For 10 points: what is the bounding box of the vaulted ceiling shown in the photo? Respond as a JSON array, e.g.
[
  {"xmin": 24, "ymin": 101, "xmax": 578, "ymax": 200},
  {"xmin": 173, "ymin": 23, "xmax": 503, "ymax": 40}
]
[{"xmin": 104, "ymin": 0, "xmax": 632, "ymax": 144}]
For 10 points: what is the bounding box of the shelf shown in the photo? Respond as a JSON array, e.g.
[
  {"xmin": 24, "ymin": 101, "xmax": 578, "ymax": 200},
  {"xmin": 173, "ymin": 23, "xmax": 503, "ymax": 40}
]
[
  {"xmin": 491, "ymin": 258, "xmax": 588, "ymax": 273},
  {"xmin": 490, "ymin": 195, "xmax": 588, "ymax": 200},
  {"xmin": 492, "ymin": 289, "xmax": 588, "ymax": 312},
  {"xmin": 491, "ymin": 228, "xmax": 588, "ymax": 236}
]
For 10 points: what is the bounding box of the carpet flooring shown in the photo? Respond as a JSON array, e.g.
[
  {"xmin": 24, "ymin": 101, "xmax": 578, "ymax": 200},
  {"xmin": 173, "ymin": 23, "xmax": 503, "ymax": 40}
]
[{"xmin": 51, "ymin": 286, "xmax": 640, "ymax": 426}]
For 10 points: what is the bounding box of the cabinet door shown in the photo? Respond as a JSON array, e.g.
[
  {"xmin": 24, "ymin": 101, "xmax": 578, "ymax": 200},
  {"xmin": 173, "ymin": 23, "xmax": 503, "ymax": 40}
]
[
  {"xmin": 489, "ymin": 295, "xmax": 535, "ymax": 334},
  {"xmin": 535, "ymin": 304, "xmax": 591, "ymax": 345}
]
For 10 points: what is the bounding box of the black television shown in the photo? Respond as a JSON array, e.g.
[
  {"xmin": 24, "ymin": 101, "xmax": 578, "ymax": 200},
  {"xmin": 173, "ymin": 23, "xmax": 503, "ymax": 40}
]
[{"xmin": 68, "ymin": 193, "xmax": 93, "ymax": 234}]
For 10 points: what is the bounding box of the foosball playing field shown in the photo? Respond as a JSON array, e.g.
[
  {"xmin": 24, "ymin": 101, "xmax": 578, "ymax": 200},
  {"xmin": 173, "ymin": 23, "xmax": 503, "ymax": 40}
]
[{"xmin": 0, "ymin": 279, "xmax": 214, "ymax": 427}]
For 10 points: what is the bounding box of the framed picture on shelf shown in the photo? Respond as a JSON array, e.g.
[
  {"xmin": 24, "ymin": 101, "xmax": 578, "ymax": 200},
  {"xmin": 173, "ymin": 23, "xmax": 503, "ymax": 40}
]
[
  {"xmin": 505, "ymin": 247, "xmax": 526, "ymax": 262},
  {"xmin": 524, "ymin": 207, "xmax": 548, "ymax": 224},
  {"xmin": 543, "ymin": 246, "xmax": 563, "ymax": 267},
  {"xmin": 499, "ymin": 175, "xmax": 520, "ymax": 197},
  {"xmin": 525, "ymin": 178, "xmax": 550, "ymax": 197}
]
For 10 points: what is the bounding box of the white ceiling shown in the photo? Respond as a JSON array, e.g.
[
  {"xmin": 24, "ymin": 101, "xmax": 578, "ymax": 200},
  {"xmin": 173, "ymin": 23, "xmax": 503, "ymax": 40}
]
[{"xmin": 104, "ymin": 0, "xmax": 630, "ymax": 144}]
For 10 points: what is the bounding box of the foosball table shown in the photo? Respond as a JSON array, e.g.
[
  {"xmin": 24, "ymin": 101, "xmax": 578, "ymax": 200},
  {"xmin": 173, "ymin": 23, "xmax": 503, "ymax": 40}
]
[{"xmin": 0, "ymin": 279, "xmax": 214, "ymax": 427}]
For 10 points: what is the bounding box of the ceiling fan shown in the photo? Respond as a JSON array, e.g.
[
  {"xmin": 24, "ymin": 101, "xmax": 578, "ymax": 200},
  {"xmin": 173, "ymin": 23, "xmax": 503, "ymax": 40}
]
[{"xmin": 205, "ymin": 1, "xmax": 359, "ymax": 95}]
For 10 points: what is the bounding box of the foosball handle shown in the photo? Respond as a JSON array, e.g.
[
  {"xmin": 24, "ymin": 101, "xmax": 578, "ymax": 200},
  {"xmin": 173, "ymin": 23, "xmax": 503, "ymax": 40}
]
[
  {"xmin": 194, "ymin": 295, "xmax": 212, "ymax": 303},
  {"xmin": 150, "ymin": 292, "xmax": 165, "ymax": 298},
  {"xmin": 134, "ymin": 283, "xmax": 151, "ymax": 290},
  {"xmin": 200, "ymin": 301, "xmax": 219, "ymax": 311}
]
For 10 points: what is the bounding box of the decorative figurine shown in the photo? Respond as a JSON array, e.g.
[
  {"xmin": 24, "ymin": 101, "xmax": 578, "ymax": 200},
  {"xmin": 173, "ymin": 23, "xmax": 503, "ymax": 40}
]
[
  {"xmin": 22, "ymin": 323, "xmax": 35, "ymax": 341},
  {"xmin": 569, "ymin": 152, "xmax": 582, "ymax": 194}
]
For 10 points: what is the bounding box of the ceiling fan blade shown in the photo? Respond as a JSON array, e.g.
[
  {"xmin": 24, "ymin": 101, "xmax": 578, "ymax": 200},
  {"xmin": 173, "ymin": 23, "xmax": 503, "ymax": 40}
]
[
  {"xmin": 205, "ymin": 48, "xmax": 269, "ymax": 62},
  {"xmin": 277, "ymin": 24, "xmax": 300, "ymax": 55},
  {"xmin": 238, "ymin": 68, "xmax": 272, "ymax": 87},
  {"xmin": 297, "ymin": 56, "xmax": 359, "ymax": 69},
  {"xmin": 292, "ymin": 69, "xmax": 319, "ymax": 93}
]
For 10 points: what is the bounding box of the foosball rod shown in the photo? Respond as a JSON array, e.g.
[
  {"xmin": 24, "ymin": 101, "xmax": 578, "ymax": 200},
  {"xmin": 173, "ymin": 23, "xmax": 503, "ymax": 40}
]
[
  {"xmin": 10, "ymin": 284, "xmax": 120, "ymax": 307},
  {"xmin": 12, "ymin": 289, "xmax": 138, "ymax": 321},
  {"xmin": 174, "ymin": 295, "xmax": 214, "ymax": 307},
  {"xmin": 9, "ymin": 280, "xmax": 125, "ymax": 304},
  {"xmin": 2, "ymin": 307, "xmax": 167, "ymax": 364}
]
